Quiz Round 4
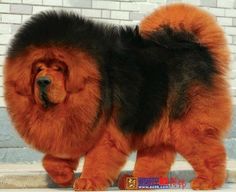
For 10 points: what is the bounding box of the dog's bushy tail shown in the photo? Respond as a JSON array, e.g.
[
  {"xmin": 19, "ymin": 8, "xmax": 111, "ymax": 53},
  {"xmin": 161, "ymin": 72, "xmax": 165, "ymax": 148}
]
[{"xmin": 140, "ymin": 3, "xmax": 230, "ymax": 74}]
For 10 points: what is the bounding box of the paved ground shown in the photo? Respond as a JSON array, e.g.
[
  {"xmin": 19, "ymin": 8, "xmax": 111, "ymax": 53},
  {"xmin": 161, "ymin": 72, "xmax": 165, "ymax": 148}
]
[
  {"xmin": 0, "ymin": 160, "xmax": 235, "ymax": 191},
  {"xmin": 0, "ymin": 184, "xmax": 235, "ymax": 191}
]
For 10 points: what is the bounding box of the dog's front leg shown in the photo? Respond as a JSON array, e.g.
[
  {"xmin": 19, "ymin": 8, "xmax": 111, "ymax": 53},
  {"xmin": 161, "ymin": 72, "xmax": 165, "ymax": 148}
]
[
  {"xmin": 73, "ymin": 127, "xmax": 131, "ymax": 191},
  {"xmin": 43, "ymin": 154, "xmax": 79, "ymax": 187}
]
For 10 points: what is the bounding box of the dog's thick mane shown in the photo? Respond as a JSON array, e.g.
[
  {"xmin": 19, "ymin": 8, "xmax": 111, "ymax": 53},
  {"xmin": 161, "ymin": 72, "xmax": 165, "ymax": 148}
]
[{"xmin": 7, "ymin": 11, "xmax": 138, "ymax": 58}]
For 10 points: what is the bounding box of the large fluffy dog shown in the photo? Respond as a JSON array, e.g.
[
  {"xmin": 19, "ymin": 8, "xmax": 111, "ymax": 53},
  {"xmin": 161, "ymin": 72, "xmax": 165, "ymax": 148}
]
[{"xmin": 4, "ymin": 3, "xmax": 232, "ymax": 190}]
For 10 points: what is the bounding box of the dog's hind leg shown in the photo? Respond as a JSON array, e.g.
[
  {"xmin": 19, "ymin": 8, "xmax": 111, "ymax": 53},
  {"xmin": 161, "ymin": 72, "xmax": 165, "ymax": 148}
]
[
  {"xmin": 133, "ymin": 145, "xmax": 176, "ymax": 177},
  {"xmin": 172, "ymin": 83, "xmax": 231, "ymax": 190},
  {"xmin": 174, "ymin": 129, "xmax": 227, "ymax": 190}
]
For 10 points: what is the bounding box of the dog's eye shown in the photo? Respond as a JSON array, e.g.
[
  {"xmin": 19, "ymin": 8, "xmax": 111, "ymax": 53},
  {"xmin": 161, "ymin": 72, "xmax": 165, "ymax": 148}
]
[
  {"xmin": 55, "ymin": 66, "xmax": 64, "ymax": 72},
  {"xmin": 36, "ymin": 67, "xmax": 42, "ymax": 73}
]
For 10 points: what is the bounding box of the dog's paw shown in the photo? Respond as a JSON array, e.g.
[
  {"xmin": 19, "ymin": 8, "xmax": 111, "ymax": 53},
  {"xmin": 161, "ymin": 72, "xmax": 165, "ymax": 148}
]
[
  {"xmin": 48, "ymin": 166, "xmax": 74, "ymax": 187},
  {"xmin": 191, "ymin": 177, "xmax": 222, "ymax": 190},
  {"xmin": 73, "ymin": 177, "xmax": 109, "ymax": 191}
]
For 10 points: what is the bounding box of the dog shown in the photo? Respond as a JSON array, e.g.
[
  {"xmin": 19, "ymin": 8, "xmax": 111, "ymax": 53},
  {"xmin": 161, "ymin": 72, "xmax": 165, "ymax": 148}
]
[{"xmin": 4, "ymin": 3, "xmax": 232, "ymax": 190}]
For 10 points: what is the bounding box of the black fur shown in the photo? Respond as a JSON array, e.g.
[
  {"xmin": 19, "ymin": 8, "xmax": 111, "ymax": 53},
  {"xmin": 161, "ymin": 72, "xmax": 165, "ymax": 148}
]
[{"xmin": 7, "ymin": 11, "xmax": 217, "ymax": 134}]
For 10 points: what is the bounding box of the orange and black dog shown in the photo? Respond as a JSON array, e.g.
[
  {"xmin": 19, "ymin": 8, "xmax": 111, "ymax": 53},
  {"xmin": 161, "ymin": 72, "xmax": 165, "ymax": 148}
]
[{"xmin": 4, "ymin": 3, "xmax": 232, "ymax": 190}]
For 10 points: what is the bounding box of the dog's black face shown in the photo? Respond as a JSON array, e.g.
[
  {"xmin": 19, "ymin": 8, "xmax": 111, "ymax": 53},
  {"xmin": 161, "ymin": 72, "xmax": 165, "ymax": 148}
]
[{"xmin": 33, "ymin": 61, "xmax": 67, "ymax": 108}]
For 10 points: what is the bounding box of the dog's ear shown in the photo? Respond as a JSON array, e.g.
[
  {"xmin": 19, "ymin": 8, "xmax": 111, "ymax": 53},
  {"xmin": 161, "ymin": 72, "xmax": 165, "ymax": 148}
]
[
  {"xmin": 65, "ymin": 52, "xmax": 100, "ymax": 93},
  {"xmin": 4, "ymin": 58, "xmax": 32, "ymax": 96},
  {"xmin": 15, "ymin": 69, "xmax": 32, "ymax": 96},
  {"xmin": 66, "ymin": 62, "xmax": 86, "ymax": 93}
]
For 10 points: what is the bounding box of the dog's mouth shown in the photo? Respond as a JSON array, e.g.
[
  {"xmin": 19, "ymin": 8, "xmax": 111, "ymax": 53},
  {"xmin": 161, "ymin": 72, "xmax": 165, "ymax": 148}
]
[{"xmin": 39, "ymin": 88, "xmax": 55, "ymax": 108}]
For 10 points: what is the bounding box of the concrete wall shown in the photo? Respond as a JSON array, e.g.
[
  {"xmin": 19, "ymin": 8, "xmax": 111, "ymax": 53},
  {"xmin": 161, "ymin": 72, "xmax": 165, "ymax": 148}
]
[{"xmin": 0, "ymin": 0, "xmax": 236, "ymax": 162}]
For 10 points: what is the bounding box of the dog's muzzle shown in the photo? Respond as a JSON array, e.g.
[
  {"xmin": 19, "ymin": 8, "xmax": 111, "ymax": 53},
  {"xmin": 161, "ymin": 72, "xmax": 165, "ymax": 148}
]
[
  {"xmin": 36, "ymin": 76, "xmax": 53, "ymax": 108},
  {"xmin": 37, "ymin": 76, "xmax": 51, "ymax": 88}
]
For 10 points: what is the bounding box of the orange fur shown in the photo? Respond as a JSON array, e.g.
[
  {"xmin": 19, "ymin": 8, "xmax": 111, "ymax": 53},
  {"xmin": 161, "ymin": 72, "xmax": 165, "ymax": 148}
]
[
  {"xmin": 34, "ymin": 62, "xmax": 67, "ymax": 105},
  {"xmin": 131, "ymin": 4, "xmax": 232, "ymax": 189},
  {"xmin": 4, "ymin": 3, "xmax": 232, "ymax": 191},
  {"xmin": 140, "ymin": 3, "xmax": 230, "ymax": 74},
  {"xmin": 43, "ymin": 154, "xmax": 79, "ymax": 187},
  {"xmin": 74, "ymin": 118, "xmax": 131, "ymax": 190},
  {"xmin": 133, "ymin": 145, "xmax": 176, "ymax": 177},
  {"xmin": 4, "ymin": 46, "xmax": 103, "ymax": 158},
  {"xmin": 170, "ymin": 79, "xmax": 232, "ymax": 189}
]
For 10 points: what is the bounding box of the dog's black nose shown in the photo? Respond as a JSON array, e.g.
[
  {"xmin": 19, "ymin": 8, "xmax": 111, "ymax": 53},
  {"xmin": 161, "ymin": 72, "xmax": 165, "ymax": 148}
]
[{"xmin": 37, "ymin": 76, "xmax": 51, "ymax": 87}]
